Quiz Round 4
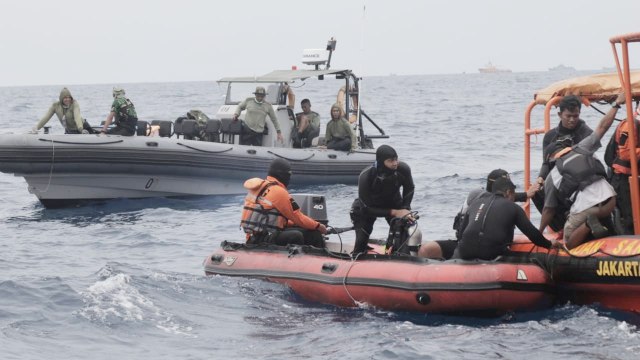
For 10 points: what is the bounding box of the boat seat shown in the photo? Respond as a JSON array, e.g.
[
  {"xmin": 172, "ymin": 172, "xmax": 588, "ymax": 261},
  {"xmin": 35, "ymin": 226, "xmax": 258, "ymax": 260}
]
[
  {"xmin": 136, "ymin": 120, "xmax": 149, "ymax": 136},
  {"xmin": 204, "ymin": 119, "xmax": 221, "ymax": 142},
  {"xmin": 151, "ymin": 120, "xmax": 173, "ymax": 137},
  {"xmin": 181, "ymin": 119, "xmax": 199, "ymax": 140},
  {"xmin": 174, "ymin": 116, "xmax": 188, "ymax": 138},
  {"xmin": 221, "ymin": 118, "xmax": 242, "ymax": 144}
]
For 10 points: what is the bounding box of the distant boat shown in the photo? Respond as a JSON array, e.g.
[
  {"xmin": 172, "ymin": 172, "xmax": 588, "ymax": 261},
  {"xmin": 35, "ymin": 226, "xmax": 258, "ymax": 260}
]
[
  {"xmin": 478, "ymin": 62, "xmax": 512, "ymax": 73},
  {"xmin": 548, "ymin": 64, "xmax": 576, "ymax": 72}
]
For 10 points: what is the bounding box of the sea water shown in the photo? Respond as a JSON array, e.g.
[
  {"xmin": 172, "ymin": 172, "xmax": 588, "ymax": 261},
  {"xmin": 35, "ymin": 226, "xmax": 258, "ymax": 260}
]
[{"xmin": 1, "ymin": 72, "xmax": 639, "ymax": 359}]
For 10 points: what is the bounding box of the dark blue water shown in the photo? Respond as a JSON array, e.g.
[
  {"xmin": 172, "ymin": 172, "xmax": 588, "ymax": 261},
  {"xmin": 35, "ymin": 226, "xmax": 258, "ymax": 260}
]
[{"xmin": 2, "ymin": 72, "xmax": 640, "ymax": 359}]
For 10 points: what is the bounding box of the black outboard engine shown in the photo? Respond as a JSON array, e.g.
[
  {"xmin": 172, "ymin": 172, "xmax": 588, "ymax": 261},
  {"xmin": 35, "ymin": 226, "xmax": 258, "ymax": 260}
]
[
  {"xmin": 290, "ymin": 194, "xmax": 328, "ymax": 225},
  {"xmin": 385, "ymin": 215, "xmax": 422, "ymax": 256}
]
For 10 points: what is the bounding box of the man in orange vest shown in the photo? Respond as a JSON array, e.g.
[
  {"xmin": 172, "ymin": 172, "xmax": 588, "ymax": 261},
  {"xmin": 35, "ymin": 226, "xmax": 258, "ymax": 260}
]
[
  {"xmin": 606, "ymin": 102, "xmax": 640, "ymax": 234},
  {"xmin": 240, "ymin": 158, "xmax": 327, "ymax": 247}
]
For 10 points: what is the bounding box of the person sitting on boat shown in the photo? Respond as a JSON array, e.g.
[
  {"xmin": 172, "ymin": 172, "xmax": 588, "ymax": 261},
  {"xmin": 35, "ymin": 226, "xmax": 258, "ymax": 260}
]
[
  {"xmin": 232, "ymin": 86, "xmax": 284, "ymax": 146},
  {"xmin": 100, "ymin": 87, "xmax": 138, "ymax": 136},
  {"xmin": 604, "ymin": 102, "xmax": 640, "ymax": 235},
  {"xmin": 324, "ymin": 103, "xmax": 356, "ymax": 151},
  {"xmin": 240, "ymin": 158, "xmax": 327, "ymax": 247},
  {"xmin": 31, "ymin": 87, "xmax": 93, "ymax": 134},
  {"xmin": 292, "ymin": 99, "xmax": 320, "ymax": 148},
  {"xmin": 350, "ymin": 145, "xmax": 414, "ymax": 255},
  {"xmin": 418, "ymin": 169, "xmax": 540, "ymax": 260},
  {"xmin": 539, "ymin": 93, "xmax": 625, "ymax": 249},
  {"xmin": 531, "ymin": 95, "xmax": 594, "ymax": 232},
  {"xmin": 454, "ymin": 177, "xmax": 558, "ymax": 260}
]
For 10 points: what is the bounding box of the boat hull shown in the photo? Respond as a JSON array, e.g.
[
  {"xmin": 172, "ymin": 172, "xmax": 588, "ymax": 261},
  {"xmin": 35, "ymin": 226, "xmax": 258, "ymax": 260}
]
[
  {"xmin": 509, "ymin": 235, "xmax": 640, "ymax": 313},
  {"xmin": 0, "ymin": 134, "xmax": 374, "ymax": 207},
  {"xmin": 204, "ymin": 241, "xmax": 554, "ymax": 315}
]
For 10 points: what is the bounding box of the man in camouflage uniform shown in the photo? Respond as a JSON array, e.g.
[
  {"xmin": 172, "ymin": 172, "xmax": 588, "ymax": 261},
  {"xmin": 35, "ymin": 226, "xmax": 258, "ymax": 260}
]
[
  {"xmin": 100, "ymin": 87, "xmax": 138, "ymax": 136},
  {"xmin": 292, "ymin": 98, "xmax": 320, "ymax": 148},
  {"xmin": 233, "ymin": 86, "xmax": 283, "ymax": 146}
]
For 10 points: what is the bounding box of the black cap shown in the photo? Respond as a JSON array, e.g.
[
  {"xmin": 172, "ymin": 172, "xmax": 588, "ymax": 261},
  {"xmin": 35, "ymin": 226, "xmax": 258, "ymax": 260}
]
[
  {"xmin": 492, "ymin": 177, "xmax": 516, "ymax": 194},
  {"xmin": 376, "ymin": 145, "xmax": 398, "ymax": 164},
  {"xmin": 486, "ymin": 169, "xmax": 510, "ymax": 192},
  {"xmin": 268, "ymin": 158, "xmax": 291, "ymax": 186}
]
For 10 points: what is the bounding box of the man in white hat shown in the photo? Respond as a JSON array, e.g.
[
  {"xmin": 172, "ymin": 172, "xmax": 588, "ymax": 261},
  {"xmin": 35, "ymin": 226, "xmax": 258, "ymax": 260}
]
[
  {"xmin": 100, "ymin": 87, "xmax": 138, "ymax": 136},
  {"xmin": 233, "ymin": 86, "xmax": 283, "ymax": 146}
]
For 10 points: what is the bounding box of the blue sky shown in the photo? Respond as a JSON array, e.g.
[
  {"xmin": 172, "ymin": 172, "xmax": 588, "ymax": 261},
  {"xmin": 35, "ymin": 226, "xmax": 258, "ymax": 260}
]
[{"xmin": 1, "ymin": 0, "xmax": 639, "ymax": 86}]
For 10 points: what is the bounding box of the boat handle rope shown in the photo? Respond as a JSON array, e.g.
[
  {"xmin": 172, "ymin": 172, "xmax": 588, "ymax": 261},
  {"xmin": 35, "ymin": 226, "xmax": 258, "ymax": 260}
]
[
  {"xmin": 40, "ymin": 131, "xmax": 57, "ymax": 193},
  {"xmin": 37, "ymin": 138, "xmax": 124, "ymax": 145},
  {"xmin": 343, "ymin": 252, "xmax": 365, "ymax": 307},
  {"xmin": 176, "ymin": 142, "xmax": 233, "ymax": 153},
  {"xmin": 267, "ymin": 150, "xmax": 315, "ymax": 161}
]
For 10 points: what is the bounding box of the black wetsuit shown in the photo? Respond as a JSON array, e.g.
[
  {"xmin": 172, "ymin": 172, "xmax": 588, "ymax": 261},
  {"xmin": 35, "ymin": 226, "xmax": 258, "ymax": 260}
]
[
  {"xmin": 351, "ymin": 161, "xmax": 414, "ymax": 254},
  {"xmin": 455, "ymin": 192, "xmax": 552, "ymax": 260},
  {"xmin": 532, "ymin": 119, "xmax": 593, "ymax": 231}
]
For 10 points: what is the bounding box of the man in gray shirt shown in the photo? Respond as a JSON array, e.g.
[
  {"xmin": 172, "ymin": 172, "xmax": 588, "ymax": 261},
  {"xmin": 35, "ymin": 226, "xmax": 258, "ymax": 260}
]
[{"xmin": 233, "ymin": 86, "xmax": 283, "ymax": 146}]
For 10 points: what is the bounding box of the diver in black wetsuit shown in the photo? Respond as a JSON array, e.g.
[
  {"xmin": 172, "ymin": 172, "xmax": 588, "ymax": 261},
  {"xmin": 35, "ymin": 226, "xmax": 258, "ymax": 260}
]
[
  {"xmin": 350, "ymin": 145, "xmax": 415, "ymax": 255},
  {"xmin": 454, "ymin": 177, "xmax": 558, "ymax": 260},
  {"xmin": 419, "ymin": 168, "xmax": 540, "ymax": 260}
]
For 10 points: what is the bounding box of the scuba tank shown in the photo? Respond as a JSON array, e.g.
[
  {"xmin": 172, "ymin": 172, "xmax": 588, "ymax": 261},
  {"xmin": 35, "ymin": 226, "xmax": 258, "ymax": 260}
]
[{"xmin": 385, "ymin": 213, "xmax": 422, "ymax": 256}]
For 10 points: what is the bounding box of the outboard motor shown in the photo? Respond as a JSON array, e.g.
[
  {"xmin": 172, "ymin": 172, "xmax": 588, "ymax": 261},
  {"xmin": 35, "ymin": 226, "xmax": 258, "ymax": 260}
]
[
  {"xmin": 290, "ymin": 194, "xmax": 328, "ymax": 225},
  {"xmin": 385, "ymin": 215, "xmax": 422, "ymax": 256}
]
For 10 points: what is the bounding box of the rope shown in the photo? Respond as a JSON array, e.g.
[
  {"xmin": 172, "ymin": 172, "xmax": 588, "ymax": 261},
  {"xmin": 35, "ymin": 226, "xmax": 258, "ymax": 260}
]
[
  {"xmin": 589, "ymin": 103, "xmax": 625, "ymax": 122},
  {"xmin": 40, "ymin": 132, "xmax": 56, "ymax": 193},
  {"xmin": 342, "ymin": 252, "xmax": 364, "ymax": 307}
]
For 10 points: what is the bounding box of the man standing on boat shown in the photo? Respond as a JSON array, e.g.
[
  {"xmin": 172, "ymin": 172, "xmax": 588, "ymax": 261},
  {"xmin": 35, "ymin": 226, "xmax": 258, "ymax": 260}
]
[
  {"xmin": 532, "ymin": 95, "xmax": 594, "ymax": 231},
  {"xmin": 241, "ymin": 158, "xmax": 327, "ymax": 247},
  {"xmin": 539, "ymin": 93, "xmax": 625, "ymax": 249},
  {"xmin": 350, "ymin": 145, "xmax": 414, "ymax": 255},
  {"xmin": 454, "ymin": 177, "xmax": 557, "ymax": 260},
  {"xmin": 100, "ymin": 87, "xmax": 138, "ymax": 136},
  {"xmin": 233, "ymin": 86, "xmax": 283, "ymax": 146}
]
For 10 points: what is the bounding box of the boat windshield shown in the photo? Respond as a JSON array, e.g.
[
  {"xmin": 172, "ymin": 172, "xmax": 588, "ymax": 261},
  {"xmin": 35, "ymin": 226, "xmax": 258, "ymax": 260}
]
[{"xmin": 225, "ymin": 82, "xmax": 282, "ymax": 105}]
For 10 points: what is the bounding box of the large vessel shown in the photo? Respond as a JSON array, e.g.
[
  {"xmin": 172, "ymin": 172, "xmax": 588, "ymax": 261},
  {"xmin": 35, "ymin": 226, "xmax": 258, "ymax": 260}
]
[
  {"xmin": 478, "ymin": 62, "xmax": 512, "ymax": 73},
  {"xmin": 0, "ymin": 39, "xmax": 388, "ymax": 208},
  {"xmin": 548, "ymin": 64, "xmax": 577, "ymax": 72}
]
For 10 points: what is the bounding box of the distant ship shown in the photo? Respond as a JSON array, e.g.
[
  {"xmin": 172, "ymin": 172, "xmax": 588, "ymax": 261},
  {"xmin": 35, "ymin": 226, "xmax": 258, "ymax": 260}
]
[
  {"xmin": 478, "ymin": 62, "xmax": 512, "ymax": 73},
  {"xmin": 549, "ymin": 64, "xmax": 576, "ymax": 72}
]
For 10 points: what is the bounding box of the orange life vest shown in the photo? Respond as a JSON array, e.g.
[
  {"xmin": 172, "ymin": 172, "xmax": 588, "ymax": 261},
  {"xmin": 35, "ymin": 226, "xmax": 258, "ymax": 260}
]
[
  {"xmin": 240, "ymin": 178, "xmax": 288, "ymax": 238},
  {"xmin": 612, "ymin": 119, "xmax": 640, "ymax": 175}
]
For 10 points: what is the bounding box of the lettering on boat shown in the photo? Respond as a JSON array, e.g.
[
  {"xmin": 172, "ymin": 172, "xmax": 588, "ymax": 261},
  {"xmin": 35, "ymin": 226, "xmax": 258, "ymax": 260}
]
[
  {"xmin": 223, "ymin": 256, "xmax": 237, "ymax": 266},
  {"xmin": 610, "ymin": 239, "xmax": 640, "ymax": 256},
  {"xmin": 568, "ymin": 240, "xmax": 605, "ymax": 256},
  {"xmin": 516, "ymin": 269, "xmax": 528, "ymax": 281},
  {"xmin": 596, "ymin": 260, "xmax": 640, "ymax": 277}
]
